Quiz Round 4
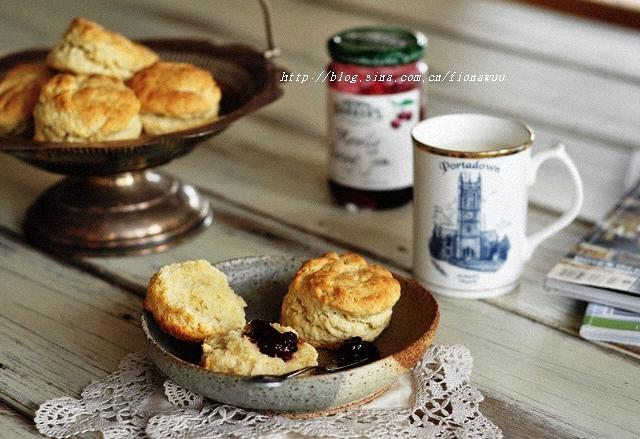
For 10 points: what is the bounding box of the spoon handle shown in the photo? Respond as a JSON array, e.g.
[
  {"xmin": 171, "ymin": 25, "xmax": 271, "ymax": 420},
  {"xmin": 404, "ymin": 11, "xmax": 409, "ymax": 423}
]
[
  {"xmin": 248, "ymin": 359, "xmax": 369, "ymax": 386},
  {"xmin": 249, "ymin": 365, "xmax": 323, "ymax": 385}
]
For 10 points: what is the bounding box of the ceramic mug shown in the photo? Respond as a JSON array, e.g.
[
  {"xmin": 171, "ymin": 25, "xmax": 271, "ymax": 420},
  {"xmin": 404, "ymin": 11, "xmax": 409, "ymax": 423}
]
[{"xmin": 411, "ymin": 113, "xmax": 583, "ymax": 298}]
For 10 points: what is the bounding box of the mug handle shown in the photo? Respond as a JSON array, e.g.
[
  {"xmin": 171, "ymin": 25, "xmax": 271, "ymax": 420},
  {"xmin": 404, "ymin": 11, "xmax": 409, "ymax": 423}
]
[{"xmin": 522, "ymin": 143, "xmax": 584, "ymax": 261}]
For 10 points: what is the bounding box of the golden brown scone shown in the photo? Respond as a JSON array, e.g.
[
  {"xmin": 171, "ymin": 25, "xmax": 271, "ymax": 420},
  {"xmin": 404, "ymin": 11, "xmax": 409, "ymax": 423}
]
[
  {"xmin": 0, "ymin": 63, "xmax": 52, "ymax": 135},
  {"xmin": 201, "ymin": 322, "xmax": 318, "ymax": 376},
  {"xmin": 127, "ymin": 61, "xmax": 221, "ymax": 134},
  {"xmin": 281, "ymin": 252, "xmax": 401, "ymax": 349},
  {"xmin": 47, "ymin": 17, "xmax": 158, "ymax": 80},
  {"xmin": 144, "ymin": 260, "xmax": 247, "ymax": 343},
  {"xmin": 33, "ymin": 73, "xmax": 142, "ymax": 142}
]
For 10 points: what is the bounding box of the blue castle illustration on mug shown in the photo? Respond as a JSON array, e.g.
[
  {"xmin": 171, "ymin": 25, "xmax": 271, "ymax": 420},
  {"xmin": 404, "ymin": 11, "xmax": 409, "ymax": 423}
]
[{"xmin": 429, "ymin": 173, "xmax": 510, "ymax": 272}]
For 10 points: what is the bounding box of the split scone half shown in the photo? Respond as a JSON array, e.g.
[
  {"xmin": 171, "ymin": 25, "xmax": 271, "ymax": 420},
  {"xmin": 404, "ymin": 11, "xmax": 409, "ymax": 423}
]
[
  {"xmin": 201, "ymin": 320, "xmax": 318, "ymax": 376},
  {"xmin": 127, "ymin": 61, "xmax": 221, "ymax": 135},
  {"xmin": 47, "ymin": 17, "xmax": 158, "ymax": 80},
  {"xmin": 144, "ymin": 260, "xmax": 247, "ymax": 343},
  {"xmin": 0, "ymin": 63, "xmax": 52, "ymax": 135},
  {"xmin": 33, "ymin": 73, "xmax": 142, "ymax": 142},
  {"xmin": 281, "ymin": 252, "xmax": 401, "ymax": 349}
]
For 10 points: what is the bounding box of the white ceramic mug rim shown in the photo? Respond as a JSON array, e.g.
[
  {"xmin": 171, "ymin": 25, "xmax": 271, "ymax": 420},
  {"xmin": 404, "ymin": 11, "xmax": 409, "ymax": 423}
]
[{"xmin": 411, "ymin": 113, "xmax": 534, "ymax": 158}]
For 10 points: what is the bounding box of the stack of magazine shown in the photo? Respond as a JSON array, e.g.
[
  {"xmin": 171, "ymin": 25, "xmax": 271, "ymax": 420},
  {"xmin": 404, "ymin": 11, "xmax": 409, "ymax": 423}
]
[{"xmin": 545, "ymin": 180, "xmax": 640, "ymax": 347}]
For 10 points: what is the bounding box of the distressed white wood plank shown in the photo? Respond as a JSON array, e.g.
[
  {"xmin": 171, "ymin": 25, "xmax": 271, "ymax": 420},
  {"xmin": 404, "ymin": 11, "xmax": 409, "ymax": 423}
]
[
  {"xmin": 0, "ymin": 2, "xmax": 636, "ymax": 436},
  {"xmin": 0, "ymin": 0, "xmax": 636, "ymax": 148},
  {"xmin": 0, "ymin": 125, "xmax": 603, "ymax": 340},
  {"xmin": 162, "ymin": 117, "xmax": 585, "ymax": 269},
  {"xmin": 0, "ymin": 177, "xmax": 637, "ymax": 437},
  {"xmin": 133, "ymin": 0, "xmax": 637, "ymax": 218},
  {"xmin": 0, "ymin": 161, "xmax": 639, "ymax": 438},
  {"xmin": 0, "ymin": 108, "xmax": 619, "ymax": 357},
  {"xmin": 0, "ymin": 17, "xmax": 47, "ymax": 53},
  {"xmin": 0, "ymin": 238, "xmax": 144, "ymax": 416},
  {"xmin": 2, "ymin": 213, "xmax": 640, "ymax": 438},
  {"xmin": 326, "ymin": 0, "xmax": 640, "ymax": 80},
  {"xmin": 0, "ymin": 0, "xmax": 632, "ymax": 220},
  {"xmin": 0, "ymin": 157, "xmax": 340, "ymax": 290},
  {"xmin": 0, "ymin": 404, "xmax": 41, "ymax": 438},
  {"xmin": 119, "ymin": 0, "xmax": 640, "ymax": 219},
  {"xmin": 94, "ymin": 0, "xmax": 640, "ymax": 149},
  {"xmin": 162, "ymin": 138, "xmax": 600, "ymax": 336},
  {"xmin": 435, "ymin": 295, "xmax": 639, "ymax": 439}
]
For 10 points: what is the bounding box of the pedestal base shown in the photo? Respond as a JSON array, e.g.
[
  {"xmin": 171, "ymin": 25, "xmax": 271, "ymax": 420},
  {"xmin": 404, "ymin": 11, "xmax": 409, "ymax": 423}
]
[{"xmin": 24, "ymin": 171, "xmax": 212, "ymax": 256}]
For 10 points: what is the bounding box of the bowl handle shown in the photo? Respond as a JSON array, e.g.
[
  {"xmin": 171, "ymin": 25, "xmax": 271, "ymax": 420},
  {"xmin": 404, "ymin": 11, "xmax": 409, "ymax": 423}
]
[{"xmin": 258, "ymin": 0, "xmax": 281, "ymax": 59}]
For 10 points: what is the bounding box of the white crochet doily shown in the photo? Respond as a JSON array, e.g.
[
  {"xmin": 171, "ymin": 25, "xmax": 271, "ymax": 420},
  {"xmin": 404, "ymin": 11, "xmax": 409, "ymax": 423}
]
[{"xmin": 35, "ymin": 345, "xmax": 502, "ymax": 439}]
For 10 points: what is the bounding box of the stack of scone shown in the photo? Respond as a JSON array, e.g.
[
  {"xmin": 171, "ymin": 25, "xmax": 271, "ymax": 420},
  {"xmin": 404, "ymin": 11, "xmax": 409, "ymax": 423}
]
[
  {"xmin": 0, "ymin": 17, "xmax": 221, "ymax": 141},
  {"xmin": 144, "ymin": 252, "xmax": 400, "ymax": 377}
]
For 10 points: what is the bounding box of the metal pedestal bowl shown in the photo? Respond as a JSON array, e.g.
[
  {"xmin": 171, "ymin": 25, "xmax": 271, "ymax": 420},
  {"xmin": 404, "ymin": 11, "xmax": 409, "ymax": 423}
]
[{"xmin": 0, "ymin": 27, "xmax": 283, "ymax": 256}]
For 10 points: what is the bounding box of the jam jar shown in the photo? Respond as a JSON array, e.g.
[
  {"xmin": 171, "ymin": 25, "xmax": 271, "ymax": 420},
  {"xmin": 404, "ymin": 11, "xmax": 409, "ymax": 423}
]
[{"xmin": 327, "ymin": 27, "xmax": 427, "ymax": 209}]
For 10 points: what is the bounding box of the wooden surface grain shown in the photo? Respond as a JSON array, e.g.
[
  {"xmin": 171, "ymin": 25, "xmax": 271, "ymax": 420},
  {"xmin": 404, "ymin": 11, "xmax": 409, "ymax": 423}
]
[
  {"xmin": 327, "ymin": 0, "xmax": 640, "ymax": 79},
  {"xmin": 0, "ymin": 232, "xmax": 144, "ymax": 415},
  {"xmin": 0, "ymin": 152, "xmax": 638, "ymax": 438},
  {"xmin": 0, "ymin": 0, "xmax": 636, "ymax": 220},
  {"xmin": 0, "ymin": 404, "xmax": 42, "ymax": 438},
  {"xmin": 0, "ymin": 1, "xmax": 638, "ymax": 438},
  {"xmin": 514, "ymin": 0, "xmax": 640, "ymax": 29},
  {"xmin": 126, "ymin": 0, "xmax": 639, "ymax": 220}
]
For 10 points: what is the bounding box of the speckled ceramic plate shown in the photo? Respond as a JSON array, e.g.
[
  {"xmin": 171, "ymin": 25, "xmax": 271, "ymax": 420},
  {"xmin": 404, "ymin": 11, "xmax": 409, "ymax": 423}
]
[{"xmin": 141, "ymin": 255, "xmax": 439, "ymax": 415}]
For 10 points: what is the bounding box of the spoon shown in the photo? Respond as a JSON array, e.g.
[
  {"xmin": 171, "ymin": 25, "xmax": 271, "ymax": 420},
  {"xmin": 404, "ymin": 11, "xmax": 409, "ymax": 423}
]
[{"xmin": 248, "ymin": 358, "xmax": 371, "ymax": 386}]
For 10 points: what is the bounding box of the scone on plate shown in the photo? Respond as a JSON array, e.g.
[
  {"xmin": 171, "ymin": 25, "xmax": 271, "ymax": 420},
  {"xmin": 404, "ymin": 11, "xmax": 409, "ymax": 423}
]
[
  {"xmin": 47, "ymin": 17, "xmax": 158, "ymax": 80},
  {"xmin": 281, "ymin": 252, "xmax": 401, "ymax": 349},
  {"xmin": 0, "ymin": 63, "xmax": 52, "ymax": 135},
  {"xmin": 144, "ymin": 260, "xmax": 247, "ymax": 343},
  {"xmin": 33, "ymin": 73, "xmax": 142, "ymax": 142},
  {"xmin": 201, "ymin": 320, "xmax": 318, "ymax": 376},
  {"xmin": 127, "ymin": 61, "xmax": 221, "ymax": 134}
]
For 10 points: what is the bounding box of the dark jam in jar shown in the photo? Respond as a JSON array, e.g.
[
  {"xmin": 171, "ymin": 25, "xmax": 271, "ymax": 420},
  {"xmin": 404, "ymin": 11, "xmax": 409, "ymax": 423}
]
[
  {"xmin": 336, "ymin": 336, "xmax": 381, "ymax": 367},
  {"xmin": 327, "ymin": 27, "xmax": 427, "ymax": 210},
  {"xmin": 244, "ymin": 319, "xmax": 299, "ymax": 361}
]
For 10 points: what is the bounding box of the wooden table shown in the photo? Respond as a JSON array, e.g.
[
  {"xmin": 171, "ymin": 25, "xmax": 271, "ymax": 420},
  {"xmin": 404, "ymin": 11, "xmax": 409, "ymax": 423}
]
[{"xmin": 0, "ymin": 1, "xmax": 638, "ymax": 438}]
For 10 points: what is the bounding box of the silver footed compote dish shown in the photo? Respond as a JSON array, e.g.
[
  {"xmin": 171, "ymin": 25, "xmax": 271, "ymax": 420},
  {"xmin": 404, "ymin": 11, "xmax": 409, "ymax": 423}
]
[{"xmin": 0, "ymin": 1, "xmax": 283, "ymax": 256}]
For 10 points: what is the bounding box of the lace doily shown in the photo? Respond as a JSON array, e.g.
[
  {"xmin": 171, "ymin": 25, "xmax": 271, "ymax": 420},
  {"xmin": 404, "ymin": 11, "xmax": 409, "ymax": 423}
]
[{"xmin": 35, "ymin": 345, "xmax": 502, "ymax": 439}]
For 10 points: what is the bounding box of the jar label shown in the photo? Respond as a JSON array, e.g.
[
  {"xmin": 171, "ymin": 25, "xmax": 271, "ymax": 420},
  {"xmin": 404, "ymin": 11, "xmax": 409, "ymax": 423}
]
[{"xmin": 328, "ymin": 88, "xmax": 420, "ymax": 190}]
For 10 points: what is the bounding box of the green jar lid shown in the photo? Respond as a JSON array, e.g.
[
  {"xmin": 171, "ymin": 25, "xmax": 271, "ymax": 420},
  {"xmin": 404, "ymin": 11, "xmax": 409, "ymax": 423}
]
[{"xmin": 328, "ymin": 26, "xmax": 427, "ymax": 66}]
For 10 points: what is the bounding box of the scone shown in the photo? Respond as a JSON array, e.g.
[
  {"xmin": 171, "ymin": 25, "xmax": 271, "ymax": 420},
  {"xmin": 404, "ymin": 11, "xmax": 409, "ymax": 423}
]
[
  {"xmin": 0, "ymin": 63, "xmax": 52, "ymax": 135},
  {"xmin": 281, "ymin": 252, "xmax": 401, "ymax": 349},
  {"xmin": 144, "ymin": 260, "xmax": 247, "ymax": 343},
  {"xmin": 47, "ymin": 17, "xmax": 158, "ymax": 80},
  {"xmin": 33, "ymin": 73, "xmax": 142, "ymax": 142},
  {"xmin": 127, "ymin": 61, "xmax": 221, "ymax": 134},
  {"xmin": 201, "ymin": 320, "xmax": 318, "ymax": 376}
]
